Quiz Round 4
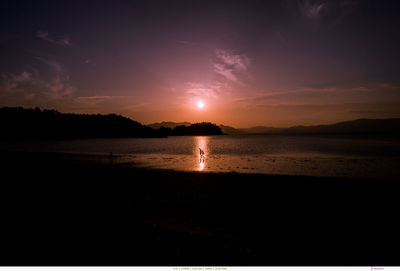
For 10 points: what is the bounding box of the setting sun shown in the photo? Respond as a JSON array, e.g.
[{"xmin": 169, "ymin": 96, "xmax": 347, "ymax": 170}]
[{"xmin": 197, "ymin": 101, "xmax": 205, "ymax": 109}]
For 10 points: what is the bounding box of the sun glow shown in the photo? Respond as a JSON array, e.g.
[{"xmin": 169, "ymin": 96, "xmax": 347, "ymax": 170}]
[
  {"xmin": 196, "ymin": 136, "xmax": 208, "ymax": 171},
  {"xmin": 199, "ymin": 161, "xmax": 205, "ymax": 171},
  {"xmin": 197, "ymin": 101, "xmax": 205, "ymax": 109}
]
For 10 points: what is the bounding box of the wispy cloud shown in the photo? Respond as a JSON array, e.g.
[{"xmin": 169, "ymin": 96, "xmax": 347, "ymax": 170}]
[
  {"xmin": 299, "ymin": 0, "xmax": 326, "ymax": 19},
  {"xmin": 74, "ymin": 96, "xmax": 123, "ymax": 109},
  {"xmin": 179, "ymin": 49, "xmax": 251, "ymax": 105},
  {"xmin": 0, "ymin": 72, "xmax": 32, "ymax": 97},
  {"xmin": 287, "ymin": 0, "xmax": 358, "ymax": 28},
  {"xmin": 185, "ymin": 82, "xmax": 221, "ymax": 100},
  {"xmin": 213, "ymin": 49, "xmax": 250, "ymax": 82},
  {"xmin": 233, "ymin": 83, "xmax": 400, "ymax": 109},
  {"xmin": 35, "ymin": 57, "xmax": 74, "ymax": 99},
  {"xmin": 36, "ymin": 30, "xmax": 71, "ymax": 46},
  {"xmin": 0, "ymin": 58, "xmax": 75, "ymax": 108},
  {"xmin": 35, "ymin": 57, "xmax": 65, "ymax": 74},
  {"xmin": 71, "ymin": 95, "xmax": 148, "ymax": 115}
]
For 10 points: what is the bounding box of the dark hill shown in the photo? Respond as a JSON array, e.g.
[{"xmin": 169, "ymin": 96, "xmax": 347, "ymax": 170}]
[
  {"xmin": 171, "ymin": 122, "xmax": 222, "ymax": 136},
  {"xmin": 0, "ymin": 107, "xmax": 166, "ymax": 140},
  {"xmin": 147, "ymin": 121, "xmax": 191, "ymax": 130}
]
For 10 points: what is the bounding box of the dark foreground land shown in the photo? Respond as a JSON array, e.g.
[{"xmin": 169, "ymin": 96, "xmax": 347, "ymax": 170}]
[{"xmin": 0, "ymin": 151, "xmax": 399, "ymax": 265}]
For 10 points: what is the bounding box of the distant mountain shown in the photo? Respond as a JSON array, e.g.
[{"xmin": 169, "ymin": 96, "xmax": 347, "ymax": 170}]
[
  {"xmin": 239, "ymin": 119, "xmax": 400, "ymax": 135},
  {"xmin": 148, "ymin": 119, "xmax": 400, "ymax": 135},
  {"xmin": 238, "ymin": 126, "xmax": 281, "ymax": 134},
  {"xmin": 282, "ymin": 118, "xmax": 400, "ymax": 135},
  {"xmin": 147, "ymin": 121, "xmax": 191, "ymax": 130},
  {"xmin": 219, "ymin": 124, "xmax": 242, "ymax": 135}
]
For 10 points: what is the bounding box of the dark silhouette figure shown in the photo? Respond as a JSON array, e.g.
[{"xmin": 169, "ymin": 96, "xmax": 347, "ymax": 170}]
[{"xmin": 199, "ymin": 148, "xmax": 205, "ymax": 163}]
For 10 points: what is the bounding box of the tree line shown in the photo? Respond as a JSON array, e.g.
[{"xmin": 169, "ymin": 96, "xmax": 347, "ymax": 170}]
[{"xmin": 0, "ymin": 107, "xmax": 222, "ymax": 140}]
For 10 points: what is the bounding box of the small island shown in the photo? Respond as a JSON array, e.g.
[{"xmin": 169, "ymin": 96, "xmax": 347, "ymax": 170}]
[{"xmin": 169, "ymin": 122, "xmax": 222, "ymax": 136}]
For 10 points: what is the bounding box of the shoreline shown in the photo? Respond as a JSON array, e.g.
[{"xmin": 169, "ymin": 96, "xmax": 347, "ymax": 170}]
[
  {"xmin": 2, "ymin": 149, "xmax": 398, "ymax": 180},
  {"xmin": 0, "ymin": 150, "xmax": 399, "ymax": 265}
]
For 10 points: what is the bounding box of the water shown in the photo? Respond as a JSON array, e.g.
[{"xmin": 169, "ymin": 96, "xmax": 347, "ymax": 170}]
[{"xmin": 2, "ymin": 135, "xmax": 400, "ymax": 179}]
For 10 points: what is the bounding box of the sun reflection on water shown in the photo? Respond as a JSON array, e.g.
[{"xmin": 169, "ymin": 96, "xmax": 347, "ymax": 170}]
[
  {"xmin": 195, "ymin": 136, "xmax": 209, "ymax": 171},
  {"xmin": 199, "ymin": 161, "xmax": 205, "ymax": 170}
]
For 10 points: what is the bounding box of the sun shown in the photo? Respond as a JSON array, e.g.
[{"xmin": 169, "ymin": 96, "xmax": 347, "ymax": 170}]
[{"xmin": 197, "ymin": 101, "xmax": 205, "ymax": 109}]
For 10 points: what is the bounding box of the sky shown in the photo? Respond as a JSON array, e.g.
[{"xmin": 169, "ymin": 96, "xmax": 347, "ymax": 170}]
[{"xmin": 1, "ymin": 0, "xmax": 400, "ymax": 127}]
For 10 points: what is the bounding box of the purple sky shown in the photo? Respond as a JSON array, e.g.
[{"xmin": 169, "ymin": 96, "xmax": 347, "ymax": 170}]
[{"xmin": 1, "ymin": 0, "xmax": 400, "ymax": 127}]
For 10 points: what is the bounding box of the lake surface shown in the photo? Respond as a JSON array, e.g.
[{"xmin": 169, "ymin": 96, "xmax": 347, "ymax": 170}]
[{"xmin": 2, "ymin": 135, "xmax": 400, "ymax": 179}]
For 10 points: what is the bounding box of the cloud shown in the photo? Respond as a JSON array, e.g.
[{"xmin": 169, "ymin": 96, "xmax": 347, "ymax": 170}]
[
  {"xmin": 299, "ymin": 0, "xmax": 326, "ymax": 19},
  {"xmin": 233, "ymin": 83, "xmax": 400, "ymax": 110},
  {"xmin": 177, "ymin": 81, "xmax": 230, "ymax": 109},
  {"xmin": 213, "ymin": 49, "xmax": 250, "ymax": 83},
  {"xmin": 185, "ymin": 82, "xmax": 222, "ymax": 99},
  {"xmin": 70, "ymin": 95, "xmax": 148, "ymax": 115},
  {"xmin": 213, "ymin": 63, "xmax": 237, "ymax": 82},
  {"xmin": 36, "ymin": 30, "xmax": 71, "ymax": 46},
  {"xmin": 0, "ymin": 58, "xmax": 75, "ymax": 108},
  {"xmin": 74, "ymin": 95, "xmax": 131, "ymax": 106},
  {"xmin": 13, "ymin": 71, "xmax": 32, "ymax": 83},
  {"xmin": 35, "ymin": 57, "xmax": 74, "ymax": 99},
  {"xmin": 287, "ymin": 0, "xmax": 358, "ymax": 28},
  {"xmin": 35, "ymin": 57, "xmax": 65, "ymax": 74},
  {"xmin": 179, "ymin": 49, "xmax": 251, "ymax": 105},
  {"xmin": 73, "ymin": 96, "xmax": 121, "ymax": 109},
  {"xmin": 0, "ymin": 72, "xmax": 32, "ymax": 96}
]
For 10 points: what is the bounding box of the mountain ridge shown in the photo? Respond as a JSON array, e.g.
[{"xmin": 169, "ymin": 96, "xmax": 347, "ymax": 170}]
[{"xmin": 148, "ymin": 118, "xmax": 400, "ymax": 135}]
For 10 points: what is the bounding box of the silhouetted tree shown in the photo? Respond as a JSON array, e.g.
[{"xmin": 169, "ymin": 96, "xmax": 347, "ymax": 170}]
[
  {"xmin": 0, "ymin": 107, "xmax": 168, "ymax": 140},
  {"xmin": 170, "ymin": 122, "xmax": 222, "ymax": 136}
]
